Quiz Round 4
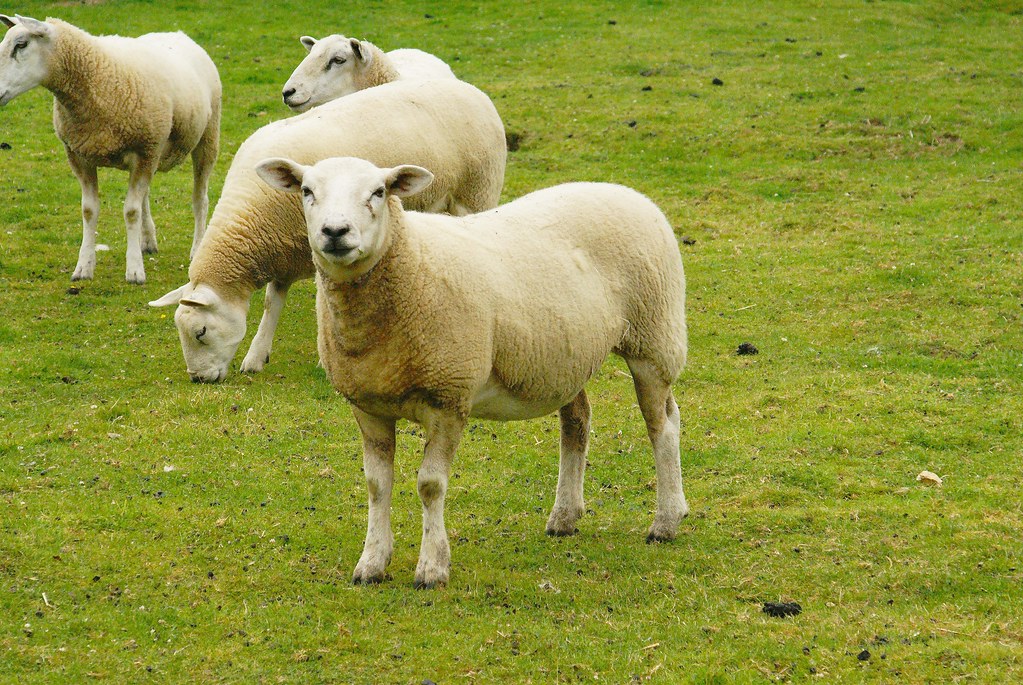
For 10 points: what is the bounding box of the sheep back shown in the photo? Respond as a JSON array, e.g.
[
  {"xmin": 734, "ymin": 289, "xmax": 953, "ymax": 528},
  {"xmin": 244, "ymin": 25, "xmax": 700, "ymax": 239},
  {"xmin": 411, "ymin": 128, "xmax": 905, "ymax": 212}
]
[{"xmin": 189, "ymin": 79, "xmax": 506, "ymax": 297}]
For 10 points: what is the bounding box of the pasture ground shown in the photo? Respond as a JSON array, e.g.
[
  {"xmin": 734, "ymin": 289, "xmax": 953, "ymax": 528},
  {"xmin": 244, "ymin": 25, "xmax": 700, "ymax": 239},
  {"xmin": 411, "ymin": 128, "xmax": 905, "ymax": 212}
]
[{"xmin": 1, "ymin": 1, "xmax": 1021, "ymax": 682}]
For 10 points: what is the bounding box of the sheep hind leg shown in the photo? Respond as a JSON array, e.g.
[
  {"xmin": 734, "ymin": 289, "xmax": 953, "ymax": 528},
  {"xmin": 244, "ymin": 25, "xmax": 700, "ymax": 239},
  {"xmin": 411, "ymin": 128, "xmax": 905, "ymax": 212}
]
[
  {"xmin": 67, "ymin": 152, "xmax": 99, "ymax": 281},
  {"xmin": 140, "ymin": 190, "xmax": 157, "ymax": 254},
  {"xmin": 189, "ymin": 122, "xmax": 218, "ymax": 259},
  {"xmin": 414, "ymin": 411, "xmax": 466, "ymax": 589},
  {"xmin": 351, "ymin": 408, "xmax": 397, "ymax": 585},
  {"xmin": 546, "ymin": 389, "xmax": 590, "ymax": 536},
  {"xmin": 241, "ymin": 281, "xmax": 291, "ymax": 373},
  {"xmin": 625, "ymin": 358, "xmax": 688, "ymax": 542}
]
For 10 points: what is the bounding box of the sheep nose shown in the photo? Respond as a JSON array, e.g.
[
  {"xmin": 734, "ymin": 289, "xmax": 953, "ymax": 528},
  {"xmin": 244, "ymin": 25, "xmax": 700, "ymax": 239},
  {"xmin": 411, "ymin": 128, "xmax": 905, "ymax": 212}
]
[
  {"xmin": 282, "ymin": 87, "xmax": 296, "ymax": 102},
  {"xmin": 321, "ymin": 224, "xmax": 351, "ymax": 238}
]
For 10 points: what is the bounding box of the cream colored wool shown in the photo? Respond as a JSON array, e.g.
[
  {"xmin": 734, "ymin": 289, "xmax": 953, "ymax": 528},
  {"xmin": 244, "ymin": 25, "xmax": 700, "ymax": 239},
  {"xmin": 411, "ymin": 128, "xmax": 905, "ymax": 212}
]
[
  {"xmin": 0, "ymin": 15, "xmax": 220, "ymax": 284},
  {"xmin": 257, "ymin": 156, "xmax": 689, "ymax": 588},
  {"xmin": 150, "ymin": 79, "xmax": 506, "ymax": 383},
  {"xmin": 282, "ymin": 34, "xmax": 455, "ymax": 112}
]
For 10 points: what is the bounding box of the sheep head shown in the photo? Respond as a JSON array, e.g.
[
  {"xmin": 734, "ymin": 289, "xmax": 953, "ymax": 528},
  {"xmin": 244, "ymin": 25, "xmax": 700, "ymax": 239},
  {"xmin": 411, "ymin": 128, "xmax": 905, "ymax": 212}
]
[
  {"xmin": 0, "ymin": 14, "xmax": 54, "ymax": 106},
  {"xmin": 255, "ymin": 156, "xmax": 433, "ymax": 283},
  {"xmin": 281, "ymin": 34, "xmax": 373, "ymax": 112},
  {"xmin": 149, "ymin": 283, "xmax": 248, "ymax": 383}
]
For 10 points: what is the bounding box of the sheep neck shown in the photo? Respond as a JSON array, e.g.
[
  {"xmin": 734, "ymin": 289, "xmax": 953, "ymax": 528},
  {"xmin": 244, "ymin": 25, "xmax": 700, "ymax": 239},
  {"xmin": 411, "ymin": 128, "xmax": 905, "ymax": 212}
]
[
  {"xmin": 320, "ymin": 209, "xmax": 417, "ymax": 350},
  {"xmin": 363, "ymin": 45, "xmax": 401, "ymax": 87},
  {"xmin": 43, "ymin": 21, "xmax": 133, "ymax": 122}
]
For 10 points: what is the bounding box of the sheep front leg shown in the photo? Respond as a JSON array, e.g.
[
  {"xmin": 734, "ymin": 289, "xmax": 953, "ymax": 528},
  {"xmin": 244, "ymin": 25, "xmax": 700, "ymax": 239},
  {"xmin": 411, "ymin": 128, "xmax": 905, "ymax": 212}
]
[
  {"xmin": 66, "ymin": 152, "xmax": 99, "ymax": 281},
  {"xmin": 352, "ymin": 408, "xmax": 397, "ymax": 585},
  {"xmin": 241, "ymin": 281, "xmax": 291, "ymax": 373},
  {"xmin": 546, "ymin": 389, "xmax": 590, "ymax": 536},
  {"xmin": 414, "ymin": 412, "xmax": 466, "ymax": 589},
  {"xmin": 123, "ymin": 159, "xmax": 157, "ymax": 284}
]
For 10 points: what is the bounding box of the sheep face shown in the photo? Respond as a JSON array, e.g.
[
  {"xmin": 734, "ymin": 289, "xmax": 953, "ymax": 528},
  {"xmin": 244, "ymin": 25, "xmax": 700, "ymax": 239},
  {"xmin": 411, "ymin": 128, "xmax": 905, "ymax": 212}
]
[
  {"xmin": 281, "ymin": 35, "xmax": 370, "ymax": 112},
  {"xmin": 149, "ymin": 284, "xmax": 247, "ymax": 383},
  {"xmin": 0, "ymin": 15, "xmax": 54, "ymax": 107},
  {"xmin": 256, "ymin": 156, "xmax": 433, "ymax": 282}
]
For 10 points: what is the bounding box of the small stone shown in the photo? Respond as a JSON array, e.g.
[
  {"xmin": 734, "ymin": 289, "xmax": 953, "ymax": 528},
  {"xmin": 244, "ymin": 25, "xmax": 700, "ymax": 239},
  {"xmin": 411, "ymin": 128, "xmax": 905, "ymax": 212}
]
[
  {"xmin": 857, "ymin": 649, "xmax": 871, "ymax": 661},
  {"xmin": 916, "ymin": 470, "xmax": 942, "ymax": 486}
]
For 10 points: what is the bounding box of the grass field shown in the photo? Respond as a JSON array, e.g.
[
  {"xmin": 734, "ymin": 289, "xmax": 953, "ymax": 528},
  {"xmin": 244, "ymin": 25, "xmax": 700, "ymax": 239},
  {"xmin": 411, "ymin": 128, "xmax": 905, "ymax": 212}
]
[{"xmin": 1, "ymin": 1, "xmax": 1022, "ymax": 682}]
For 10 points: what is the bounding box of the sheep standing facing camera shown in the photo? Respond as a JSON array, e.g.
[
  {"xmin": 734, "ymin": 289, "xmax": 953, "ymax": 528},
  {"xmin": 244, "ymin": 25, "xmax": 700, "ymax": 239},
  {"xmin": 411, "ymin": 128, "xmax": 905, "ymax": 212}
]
[
  {"xmin": 150, "ymin": 79, "xmax": 506, "ymax": 383},
  {"xmin": 256, "ymin": 155, "xmax": 689, "ymax": 589},
  {"xmin": 0, "ymin": 15, "xmax": 221, "ymax": 284},
  {"xmin": 282, "ymin": 34, "xmax": 455, "ymax": 112}
]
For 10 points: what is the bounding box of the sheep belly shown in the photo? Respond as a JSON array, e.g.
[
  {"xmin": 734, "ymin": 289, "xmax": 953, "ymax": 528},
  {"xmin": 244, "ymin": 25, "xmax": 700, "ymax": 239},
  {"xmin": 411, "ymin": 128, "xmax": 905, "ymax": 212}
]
[{"xmin": 469, "ymin": 375, "xmax": 570, "ymax": 421}]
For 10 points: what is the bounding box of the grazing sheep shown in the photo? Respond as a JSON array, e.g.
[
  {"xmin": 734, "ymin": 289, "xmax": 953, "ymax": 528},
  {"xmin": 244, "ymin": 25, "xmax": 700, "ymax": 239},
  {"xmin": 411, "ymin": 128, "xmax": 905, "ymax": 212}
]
[
  {"xmin": 256, "ymin": 156, "xmax": 689, "ymax": 588},
  {"xmin": 0, "ymin": 15, "xmax": 220, "ymax": 284},
  {"xmin": 282, "ymin": 34, "xmax": 455, "ymax": 112},
  {"xmin": 150, "ymin": 79, "xmax": 506, "ymax": 383}
]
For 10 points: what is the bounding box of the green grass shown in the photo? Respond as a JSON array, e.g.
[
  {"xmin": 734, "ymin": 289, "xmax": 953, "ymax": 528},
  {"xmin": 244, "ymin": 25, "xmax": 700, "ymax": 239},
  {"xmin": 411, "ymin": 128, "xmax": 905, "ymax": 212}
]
[{"xmin": 2, "ymin": 0, "xmax": 1022, "ymax": 682}]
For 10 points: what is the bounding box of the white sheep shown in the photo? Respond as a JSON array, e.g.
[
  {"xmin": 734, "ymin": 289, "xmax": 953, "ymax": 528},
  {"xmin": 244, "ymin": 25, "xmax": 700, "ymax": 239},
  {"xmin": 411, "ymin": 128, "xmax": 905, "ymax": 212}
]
[
  {"xmin": 0, "ymin": 15, "xmax": 220, "ymax": 285},
  {"xmin": 255, "ymin": 155, "xmax": 689, "ymax": 589},
  {"xmin": 150, "ymin": 79, "xmax": 506, "ymax": 383},
  {"xmin": 282, "ymin": 34, "xmax": 455, "ymax": 112}
]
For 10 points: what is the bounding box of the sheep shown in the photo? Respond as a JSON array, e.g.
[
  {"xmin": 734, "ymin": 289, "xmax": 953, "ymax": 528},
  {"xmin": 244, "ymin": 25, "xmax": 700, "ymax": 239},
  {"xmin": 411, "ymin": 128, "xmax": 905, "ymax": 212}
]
[
  {"xmin": 150, "ymin": 79, "xmax": 506, "ymax": 383},
  {"xmin": 282, "ymin": 34, "xmax": 455, "ymax": 112},
  {"xmin": 255, "ymin": 155, "xmax": 689, "ymax": 589},
  {"xmin": 0, "ymin": 15, "xmax": 220, "ymax": 284}
]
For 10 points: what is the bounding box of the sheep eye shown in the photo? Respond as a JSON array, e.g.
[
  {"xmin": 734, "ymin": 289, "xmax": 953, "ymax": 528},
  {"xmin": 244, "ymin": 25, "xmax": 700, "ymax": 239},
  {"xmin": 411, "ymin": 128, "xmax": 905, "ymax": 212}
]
[
  {"xmin": 12, "ymin": 40, "xmax": 27, "ymax": 56},
  {"xmin": 372, "ymin": 187, "xmax": 385, "ymax": 199},
  {"xmin": 195, "ymin": 326, "xmax": 208, "ymax": 342},
  {"xmin": 327, "ymin": 56, "xmax": 347, "ymax": 69},
  {"xmin": 302, "ymin": 186, "xmax": 313, "ymax": 200}
]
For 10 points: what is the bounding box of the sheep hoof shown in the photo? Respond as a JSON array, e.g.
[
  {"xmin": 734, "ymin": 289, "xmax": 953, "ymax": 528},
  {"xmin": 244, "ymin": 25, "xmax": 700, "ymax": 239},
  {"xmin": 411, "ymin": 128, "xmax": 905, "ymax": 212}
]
[
  {"xmin": 645, "ymin": 530, "xmax": 677, "ymax": 544},
  {"xmin": 125, "ymin": 269, "xmax": 146, "ymax": 285},
  {"xmin": 545, "ymin": 526, "xmax": 579, "ymax": 537},
  {"xmin": 71, "ymin": 266, "xmax": 94, "ymax": 281},
  {"xmin": 352, "ymin": 575, "xmax": 385, "ymax": 586},
  {"xmin": 413, "ymin": 577, "xmax": 446, "ymax": 590}
]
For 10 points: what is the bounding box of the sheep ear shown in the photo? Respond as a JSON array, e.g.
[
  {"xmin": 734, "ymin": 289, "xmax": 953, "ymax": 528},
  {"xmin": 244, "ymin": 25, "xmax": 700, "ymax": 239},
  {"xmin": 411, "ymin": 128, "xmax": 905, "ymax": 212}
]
[
  {"xmin": 350, "ymin": 38, "xmax": 369, "ymax": 64},
  {"xmin": 180, "ymin": 287, "xmax": 216, "ymax": 308},
  {"xmin": 386, "ymin": 165, "xmax": 434, "ymax": 198},
  {"xmin": 149, "ymin": 283, "xmax": 189, "ymax": 308},
  {"xmin": 14, "ymin": 15, "xmax": 49, "ymax": 37},
  {"xmin": 300, "ymin": 35, "xmax": 316, "ymax": 52},
  {"xmin": 255, "ymin": 157, "xmax": 307, "ymax": 193},
  {"xmin": 0, "ymin": 15, "xmax": 17, "ymax": 29}
]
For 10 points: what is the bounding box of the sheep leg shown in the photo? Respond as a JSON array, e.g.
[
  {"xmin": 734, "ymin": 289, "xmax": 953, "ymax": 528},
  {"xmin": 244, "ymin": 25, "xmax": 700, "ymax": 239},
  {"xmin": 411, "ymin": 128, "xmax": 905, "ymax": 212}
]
[
  {"xmin": 546, "ymin": 389, "xmax": 590, "ymax": 536},
  {"xmin": 67, "ymin": 151, "xmax": 99, "ymax": 281},
  {"xmin": 414, "ymin": 412, "xmax": 466, "ymax": 589},
  {"xmin": 123, "ymin": 158, "xmax": 157, "ymax": 285},
  {"xmin": 189, "ymin": 119, "xmax": 219, "ymax": 259},
  {"xmin": 241, "ymin": 281, "xmax": 291, "ymax": 373},
  {"xmin": 352, "ymin": 408, "xmax": 397, "ymax": 585},
  {"xmin": 140, "ymin": 190, "xmax": 157, "ymax": 254},
  {"xmin": 626, "ymin": 358, "xmax": 688, "ymax": 542}
]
